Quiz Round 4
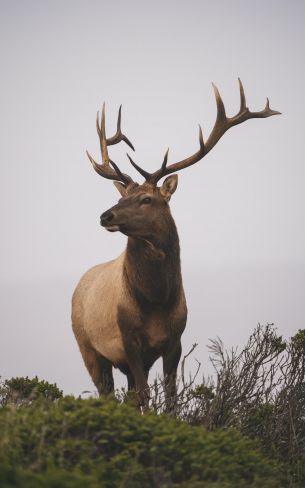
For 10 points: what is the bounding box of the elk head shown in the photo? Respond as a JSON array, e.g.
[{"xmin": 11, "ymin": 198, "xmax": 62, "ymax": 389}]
[{"xmin": 87, "ymin": 79, "xmax": 280, "ymax": 242}]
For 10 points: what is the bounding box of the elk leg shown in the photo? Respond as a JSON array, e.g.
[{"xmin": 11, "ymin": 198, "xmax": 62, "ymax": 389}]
[
  {"xmin": 126, "ymin": 344, "xmax": 150, "ymax": 409},
  {"xmin": 127, "ymin": 368, "xmax": 149, "ymax": 391},
  {"xmin": 126, "ymin": 368, "xmax": 150, "ymax": 413},
  {"xmin": 79, "ymin": 344, "xmax": 114, "ymax": 395},
  {"xmin": 163, "ymin": 341, "xmax": 182, "ymax": 413},
  {"xmin": 118, "ymin": 306, "xmax": 150, "ymax": 409},
  {"xmin": 127, "ymin": 372, "xmax": 135, "ymax": 391}
]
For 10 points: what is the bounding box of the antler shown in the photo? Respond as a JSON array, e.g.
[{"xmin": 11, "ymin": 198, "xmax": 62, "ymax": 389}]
[
  {"xmin": 86, "ymin": 103, "xmax": 135, "ymax": 185},
  {"xmin": 127, "ymin": 79, "xmax": 281, "ymax": 185}
]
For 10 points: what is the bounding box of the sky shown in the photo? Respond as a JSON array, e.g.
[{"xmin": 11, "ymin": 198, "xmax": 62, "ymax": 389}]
[{"xmin": 1, "ymin": 0, "xmax": 304, "ymax": 395}]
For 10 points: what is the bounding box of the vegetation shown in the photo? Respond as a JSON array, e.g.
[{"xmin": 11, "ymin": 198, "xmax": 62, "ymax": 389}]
[
  {"xmin": 0, "ymin": 324, "xmax": 304, "ymax": 487},
  {"xmin": 0, "ymin": 376, "xmax": 63, "ymax": 407}
]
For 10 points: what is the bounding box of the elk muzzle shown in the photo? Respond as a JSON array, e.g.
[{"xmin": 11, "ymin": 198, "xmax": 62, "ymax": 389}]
[{"xmin": 100, "ymin": 210, "xmax": 120, "ymax": 232}]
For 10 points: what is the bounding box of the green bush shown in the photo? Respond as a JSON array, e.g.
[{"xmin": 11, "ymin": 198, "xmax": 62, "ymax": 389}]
[
  {"xmin": 0, "ymin": 395, "xmax": 286, "ymax": 487},
  {"xmin": 0, "ymin": 376, "xmax": 63, "ymax": 406},
  {"xmin": 2, "ymin": 324, "xmax": 304, "ymax": 487}
]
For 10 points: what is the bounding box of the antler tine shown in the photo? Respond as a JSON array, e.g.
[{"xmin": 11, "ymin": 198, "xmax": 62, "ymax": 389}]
[
  {"xmin": 109, "ymin": 159, "xmax": 131, "ymax": 185},
  {"xmin": 212, "ymin": 83, "xmax": 227, "ymax": 121},
  {"xmin": 148, "ymin": 124, "xmax": 205, "ymax": 184},
  {"xmin": 161, "ymin": 148, "xmax": 169, "ymax": 171},
  {"xmin": 100, "ymin": 103, "xmax": 110, "ymax": 164},
  {"xmin": 86, "ymin": 149, "xmax": 130, "ymax": 183},
  {"xmin": 107, "ymin": 105, "xmax": 135, "ymax": 151},
  {"xmin": 126, "ymin": 153, "xmax": 151, "ymax": 180},
  {"xmin": 87, "ymin": 103, "xmax": 135, "ymax": 185},
  {"xmin": 225, "ymin": 79, "xmax": 282, "ymax": 130},
  {"xmin": 147, "ymin": 79, "xmax": 280, "ymax": 184},
  {"xmin": 95, "ymin": 109, "xmax": 106, "ymax": 158},
  {"xmin": 238, "ymin": 77, "xmax": 247, "ymax": 112},
  {"xmin": 125, "ymin": 147, "xmax": 171, "ymax": 183}
]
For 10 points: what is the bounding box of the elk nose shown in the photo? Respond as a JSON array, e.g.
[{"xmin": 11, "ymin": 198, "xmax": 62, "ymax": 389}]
[{"xmin": 100, "ymin": 210, "xmax": 114, "ymax": 226}]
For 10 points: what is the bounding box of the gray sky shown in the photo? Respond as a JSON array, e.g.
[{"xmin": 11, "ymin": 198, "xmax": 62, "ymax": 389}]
[{"xmin": 1, "ymin": 0, "xmax": 304, "ymax": 394}]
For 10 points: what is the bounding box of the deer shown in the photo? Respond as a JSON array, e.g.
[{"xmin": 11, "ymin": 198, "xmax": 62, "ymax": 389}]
[{"xmin": 72, "ymin": 79, "xmax": 280, "ymax": 410}]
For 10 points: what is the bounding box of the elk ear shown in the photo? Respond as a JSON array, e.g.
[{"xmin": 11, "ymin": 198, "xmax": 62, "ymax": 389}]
[
  {"xmin": 113, "ymin": 181, "xmax": 127, "ymax": 197},
  {"xmin": 160, "ymin": 174, "xmax": 178, "ymax": 201}
]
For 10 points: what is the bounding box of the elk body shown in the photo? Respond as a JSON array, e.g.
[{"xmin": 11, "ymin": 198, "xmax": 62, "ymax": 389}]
[{"xmin": 72, "ymin": 80, "xmax": 280, "ymax": 408}]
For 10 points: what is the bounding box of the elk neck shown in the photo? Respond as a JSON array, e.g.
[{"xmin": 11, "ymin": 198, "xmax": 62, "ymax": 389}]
[{"xmin": 123, "ymin": 212, "xmax": 182, "ymax": 309}]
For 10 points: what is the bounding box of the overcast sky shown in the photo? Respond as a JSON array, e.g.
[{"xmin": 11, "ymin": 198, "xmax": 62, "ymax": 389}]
[{"xmin": 1, "ymin": 0, "xmax": 304, "ymax": 394}]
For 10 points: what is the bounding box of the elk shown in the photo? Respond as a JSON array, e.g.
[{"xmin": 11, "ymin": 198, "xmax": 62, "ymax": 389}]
[{"xmin": 72, "ymin": 79, "xmax": 280, "ymax": 409}]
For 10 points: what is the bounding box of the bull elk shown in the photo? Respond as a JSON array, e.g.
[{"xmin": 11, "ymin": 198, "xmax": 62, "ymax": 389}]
[{"xmin": 72, "ymin": 79, "xmax": 280, "ymax": 409}]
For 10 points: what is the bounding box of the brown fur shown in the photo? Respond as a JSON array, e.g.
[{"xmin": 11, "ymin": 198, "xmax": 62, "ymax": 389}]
[{"xmin": 72, "ymin": 179, "xmax": 187, "ymax": 408}]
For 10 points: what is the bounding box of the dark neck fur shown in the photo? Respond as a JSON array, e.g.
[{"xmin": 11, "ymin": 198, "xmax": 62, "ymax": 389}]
[{"xmin": 123, "ymin": 214, "xmax": 182, "ymax": 310}]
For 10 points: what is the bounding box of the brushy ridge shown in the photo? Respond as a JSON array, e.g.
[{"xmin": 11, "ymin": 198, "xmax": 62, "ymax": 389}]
[{"xmin": 1, "ymin": 324, "xmax": 304, "ymax": 487}]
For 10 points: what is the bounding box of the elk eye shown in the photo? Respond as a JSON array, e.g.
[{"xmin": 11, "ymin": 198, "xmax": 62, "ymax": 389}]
[{"xmin": 142, "ymin": 197, "xmax": 152, "ymax": 204}]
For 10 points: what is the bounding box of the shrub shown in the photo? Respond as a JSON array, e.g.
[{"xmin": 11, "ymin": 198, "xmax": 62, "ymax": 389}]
[
  {"xmin": 139, "ymin": 324, "xmax": 305, "ymax": 485},
  {"xmin": 0, "ymin": 376, "xmax": 63, "ymax": 407},
  {"xmin": 1, "ymin": 325, "xmax": 304, "ymax": 486},
  {"xmin": 0, "ymin": 396, "xmax": 285, "ymax": 487}
]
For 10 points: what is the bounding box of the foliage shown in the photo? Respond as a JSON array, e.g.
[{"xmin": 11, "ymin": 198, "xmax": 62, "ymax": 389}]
[
  {"xmin": 0, "ymin": 394, "xmax": 285, "ymax": 488},
  {"xmin": 1, "ymin": 325, "xmax": 304, "ymax": 487},
  {"xmin": 0, "ymin": 376, "xmax": 63, "ymax": 407},
  {"xmin": 146, "ymin": 324, "xmax": 305, "ymax": 486}
]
